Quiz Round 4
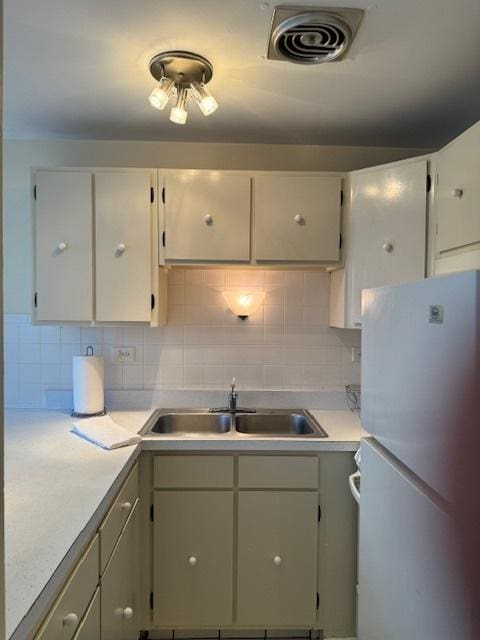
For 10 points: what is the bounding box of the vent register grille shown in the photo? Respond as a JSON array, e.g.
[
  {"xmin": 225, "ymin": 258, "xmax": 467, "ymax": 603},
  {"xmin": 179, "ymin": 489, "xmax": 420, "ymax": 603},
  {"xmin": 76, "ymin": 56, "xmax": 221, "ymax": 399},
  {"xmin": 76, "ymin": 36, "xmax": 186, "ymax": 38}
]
[{"xmin": 267, "ymin": 6, "xmax": 364, "ymax": 64}]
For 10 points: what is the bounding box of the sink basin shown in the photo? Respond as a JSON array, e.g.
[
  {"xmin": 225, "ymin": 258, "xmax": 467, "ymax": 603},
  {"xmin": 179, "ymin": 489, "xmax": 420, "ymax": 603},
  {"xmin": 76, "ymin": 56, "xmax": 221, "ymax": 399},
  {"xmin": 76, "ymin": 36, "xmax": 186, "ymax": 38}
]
[
  {"xmin": 146, "ymin": 411, "xmax": 232, "ymax": 435},
  {"xmin": 142, "ymin": 409, "xmax": 327, "ymax": 438},
  {"xmin": 235, "ymin": 410, "xmax": 327, "ymax": 437}
]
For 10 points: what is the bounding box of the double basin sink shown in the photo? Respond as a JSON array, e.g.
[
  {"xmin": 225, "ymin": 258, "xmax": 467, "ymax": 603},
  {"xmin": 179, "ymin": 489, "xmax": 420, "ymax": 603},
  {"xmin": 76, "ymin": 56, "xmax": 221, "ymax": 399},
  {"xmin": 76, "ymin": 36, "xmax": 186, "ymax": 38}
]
[{"xmin": 142, "ymin": 409, "xmax": 327, "ymax": 438}]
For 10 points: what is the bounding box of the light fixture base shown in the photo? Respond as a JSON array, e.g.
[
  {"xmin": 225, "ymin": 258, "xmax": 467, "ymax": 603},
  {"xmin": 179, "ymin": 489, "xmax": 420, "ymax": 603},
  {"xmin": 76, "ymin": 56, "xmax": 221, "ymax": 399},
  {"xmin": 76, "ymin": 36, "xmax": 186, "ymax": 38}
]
[{"xmin": 149, "ymin": 51, "xmax": 213, "ymax": 87}]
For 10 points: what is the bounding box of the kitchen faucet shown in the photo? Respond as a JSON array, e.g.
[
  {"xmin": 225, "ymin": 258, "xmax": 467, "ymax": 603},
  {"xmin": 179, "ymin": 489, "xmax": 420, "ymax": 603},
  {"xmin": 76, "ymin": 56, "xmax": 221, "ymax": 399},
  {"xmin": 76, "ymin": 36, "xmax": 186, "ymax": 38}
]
[{"xmin": 209, "ymin": 378, "xmax": 256, "ymax": 414}]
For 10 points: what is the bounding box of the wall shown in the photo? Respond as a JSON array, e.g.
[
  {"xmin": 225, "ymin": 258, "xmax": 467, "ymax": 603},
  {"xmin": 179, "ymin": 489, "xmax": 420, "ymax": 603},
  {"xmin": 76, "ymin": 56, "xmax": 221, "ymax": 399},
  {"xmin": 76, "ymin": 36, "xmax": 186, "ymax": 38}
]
[
  {"xmin": 4, "ymin": 138, "xmax": 429, "ymax": 313},
  {"xmin": 4, "ymin": 268, "xmax": 360, "ymax": 409}
]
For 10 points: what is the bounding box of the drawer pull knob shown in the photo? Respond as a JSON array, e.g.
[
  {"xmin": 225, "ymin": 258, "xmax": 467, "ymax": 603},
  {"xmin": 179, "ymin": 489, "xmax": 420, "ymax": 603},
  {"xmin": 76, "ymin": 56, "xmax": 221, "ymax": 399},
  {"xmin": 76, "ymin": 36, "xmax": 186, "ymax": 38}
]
[
  {"xmin": 294, "ymin": 214, "xmax": 305, "ymax": 225},
  {"xmin": 121, "ymin": 501, "xmax": 132, "ymax": 512},
  {"xmin": 204, "ymin": 214, "xmax": 213, "ymax": 225},
  {"xmin": 451, "ymin": 188, "xmax": 463, "ymax": 198},
  {"xmin": 57, "ymin": 242, "xmax": 68, "ymax": 252},
  {"xmin": 116, "ymin": 243, "xmax": 127, "ymax": 255},
  {"xmin": 188, "ymin": 555, "xmax": 198, "ymax": 566},
  {"xmin": 382, "ymin": 242, "xmax": 393, "ymax": 253},
  {"xmin": 122, "ymin": 606, "xmax": 134, "ymax": 620},
  {"xmin": 273, "ymin": 555, "xmax": 283, "ymax": 566},
  {"xmin": 62, "ymin": 612, "xmax": 79, "ymax": 627}
]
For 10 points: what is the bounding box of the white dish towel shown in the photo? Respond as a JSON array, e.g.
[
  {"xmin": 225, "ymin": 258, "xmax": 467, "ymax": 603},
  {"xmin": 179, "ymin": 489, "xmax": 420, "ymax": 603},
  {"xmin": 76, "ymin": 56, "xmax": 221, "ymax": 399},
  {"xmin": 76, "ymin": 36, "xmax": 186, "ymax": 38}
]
[{"xmin": 71, "ymin": 415, "xmax": 141, "ymax": 450}]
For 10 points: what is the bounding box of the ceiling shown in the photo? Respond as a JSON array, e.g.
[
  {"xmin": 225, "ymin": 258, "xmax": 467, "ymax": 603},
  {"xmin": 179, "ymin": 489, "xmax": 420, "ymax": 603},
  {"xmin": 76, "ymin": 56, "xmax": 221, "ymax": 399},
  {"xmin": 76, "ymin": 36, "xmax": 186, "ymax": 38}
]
[{"xmin": 4, "ymin": 0, "xmax": 480, "ymax": 147}]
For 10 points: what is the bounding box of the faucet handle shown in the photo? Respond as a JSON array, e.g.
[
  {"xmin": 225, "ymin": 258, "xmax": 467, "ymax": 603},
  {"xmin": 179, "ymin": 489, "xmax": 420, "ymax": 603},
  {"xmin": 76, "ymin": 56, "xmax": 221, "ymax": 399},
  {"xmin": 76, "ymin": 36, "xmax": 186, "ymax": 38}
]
[{"xmin": 231, "ymin": 377, "xmax": 236, "ymax": 392}]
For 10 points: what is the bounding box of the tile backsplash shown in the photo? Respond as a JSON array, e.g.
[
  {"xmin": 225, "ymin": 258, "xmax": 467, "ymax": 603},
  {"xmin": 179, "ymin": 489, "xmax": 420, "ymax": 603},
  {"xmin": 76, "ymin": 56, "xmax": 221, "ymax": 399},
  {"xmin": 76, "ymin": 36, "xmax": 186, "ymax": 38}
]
[{"xmin": 4, "ymin": 268, "xmax": 360, "ymax": 409}]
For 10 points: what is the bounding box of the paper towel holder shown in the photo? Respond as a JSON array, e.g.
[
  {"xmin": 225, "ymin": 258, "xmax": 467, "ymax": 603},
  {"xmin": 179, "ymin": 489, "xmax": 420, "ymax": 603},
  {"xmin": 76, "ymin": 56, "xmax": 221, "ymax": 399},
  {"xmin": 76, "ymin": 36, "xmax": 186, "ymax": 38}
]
[{"xmin": 71, "ymin": 345, "xmax": 107, "ymax": 418}]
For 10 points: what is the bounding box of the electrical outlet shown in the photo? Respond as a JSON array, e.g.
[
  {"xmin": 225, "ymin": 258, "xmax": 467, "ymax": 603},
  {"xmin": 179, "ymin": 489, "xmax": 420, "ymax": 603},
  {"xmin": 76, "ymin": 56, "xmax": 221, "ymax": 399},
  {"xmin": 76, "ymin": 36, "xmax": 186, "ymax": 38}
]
[
  {"xmin": 351, "ymin": 346, "xmax": 361, "ymax": 363},
  {"xmin": 112, "ymin": 346, "xmax": 136, "ymax": 364}
]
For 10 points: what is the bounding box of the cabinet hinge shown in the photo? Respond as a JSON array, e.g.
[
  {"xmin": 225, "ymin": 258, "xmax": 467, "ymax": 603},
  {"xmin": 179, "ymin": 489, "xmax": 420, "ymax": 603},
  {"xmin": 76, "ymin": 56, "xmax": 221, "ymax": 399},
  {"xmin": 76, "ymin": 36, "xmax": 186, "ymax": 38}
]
[
  {"xmin": 340, "ymin": 189, "xmax": 344, "ymax": 206},
  {"xmin": 150, "ymin": 504, "xmax": 154, "ymax": 522},
  {"xmin": 151, "ymin": 294, "xmax": 155, "ymax": 311},
  {"xmin": 162, "ymin": 231, "xmax": 166, "ymax": 247},
  {"xmin": 150, "ymin": 592, "xmax": 154, "ymax": 609},
  {"xmin": 426, "ymin": 174, "xmax": 432, "ymax": 193},
  {"xmin": 150, "ymin": 186, "xmax": 155, "ymax": 203},
  {"xmin": 318, "ymin": 505, "xmax": 322, "ymax": 522},
  {"xmin": 316, "ymin": 592, "xmax": 320, "ymax": 610},
  {"xmin": 34, "ymin": 292, "xmax": 38, "ymax": 308},
  {"xmin": 161, "ymin": 187, "xmax": 165, "ymax": 203},
  {"xmin": 339, "ymin": 233, "xmax": 343, "ymax": 250},
  {"xmin": 33, "ymin": 185, "xmax": 37, "ymax": 201}
]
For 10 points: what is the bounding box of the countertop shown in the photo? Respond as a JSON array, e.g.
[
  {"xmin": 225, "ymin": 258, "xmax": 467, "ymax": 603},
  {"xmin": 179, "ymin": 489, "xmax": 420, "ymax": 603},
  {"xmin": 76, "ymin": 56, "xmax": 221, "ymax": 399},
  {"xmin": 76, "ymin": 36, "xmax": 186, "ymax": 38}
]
[{"xmin": 5, "ymin": 408, "xmax": 364, "ymax": 639}]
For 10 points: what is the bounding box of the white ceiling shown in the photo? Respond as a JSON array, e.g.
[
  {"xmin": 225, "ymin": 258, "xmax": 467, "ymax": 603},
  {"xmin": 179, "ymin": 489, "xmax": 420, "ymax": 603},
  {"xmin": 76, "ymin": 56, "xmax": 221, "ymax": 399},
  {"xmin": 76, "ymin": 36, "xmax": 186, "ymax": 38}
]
[{"xmin": 4, "ymin": 0, "xmax": 480, "ymax": 147}]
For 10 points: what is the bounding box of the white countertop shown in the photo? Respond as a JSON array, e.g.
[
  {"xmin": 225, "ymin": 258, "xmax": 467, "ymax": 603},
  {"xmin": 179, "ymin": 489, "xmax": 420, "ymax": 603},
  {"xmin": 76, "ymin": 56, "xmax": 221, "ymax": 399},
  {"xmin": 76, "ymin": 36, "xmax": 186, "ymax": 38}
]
[{"xmin": 5, "ymin": 407, "xmax": 364, "ymax": 639}]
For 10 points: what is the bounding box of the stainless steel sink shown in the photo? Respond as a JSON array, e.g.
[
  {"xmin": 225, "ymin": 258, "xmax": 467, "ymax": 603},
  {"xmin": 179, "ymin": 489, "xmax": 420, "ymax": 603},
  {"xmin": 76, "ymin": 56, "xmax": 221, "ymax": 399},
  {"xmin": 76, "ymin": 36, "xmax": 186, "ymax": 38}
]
[
  {"xmin": 142, "ymin": 409, "xmax": 327, "ymax": 438},
  {"xmin": 235, "ymin": 410, "xmax": 327, "ymax": 437},
  {"xmin": 146, "ymin": 411, "xmax": 232, "ymax": 435}
]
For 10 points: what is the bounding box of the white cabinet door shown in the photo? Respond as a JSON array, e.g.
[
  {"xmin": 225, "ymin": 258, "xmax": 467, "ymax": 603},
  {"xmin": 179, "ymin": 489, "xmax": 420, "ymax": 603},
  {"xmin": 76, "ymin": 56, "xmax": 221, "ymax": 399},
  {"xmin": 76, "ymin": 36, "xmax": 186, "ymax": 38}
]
[
  {"xmin": 254, "ymin": 175, "xmax": 341, "ymax": 261},
  {"xmin": 435, "ymin": 121, "xmax": 480, "ymax": 253},
  {"xmin": 34, "ymin": 170, "xmax": 93, "ymax": 321},
  {"xmin": 348, "ymin": 160, "xmax": 427, "ymax": 326},
  {"xmin": 101, "ymin": 500, "xmax": 139, "ymax": 640},
  {"xmin": 95, "ymin": 171, "xmax": 153, "ymax": 322},
  {"xmin": 164, "ymin": 174, "xmax": 251, "ymax": 261}
]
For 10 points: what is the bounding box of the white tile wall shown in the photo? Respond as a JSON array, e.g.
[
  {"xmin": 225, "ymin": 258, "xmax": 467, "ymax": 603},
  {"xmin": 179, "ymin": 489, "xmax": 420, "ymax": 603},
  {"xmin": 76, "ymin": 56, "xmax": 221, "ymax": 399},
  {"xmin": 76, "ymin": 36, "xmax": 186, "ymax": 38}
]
[{"xmin": 4, "ymin": 269, "xmax": 361, "ymax": 408}]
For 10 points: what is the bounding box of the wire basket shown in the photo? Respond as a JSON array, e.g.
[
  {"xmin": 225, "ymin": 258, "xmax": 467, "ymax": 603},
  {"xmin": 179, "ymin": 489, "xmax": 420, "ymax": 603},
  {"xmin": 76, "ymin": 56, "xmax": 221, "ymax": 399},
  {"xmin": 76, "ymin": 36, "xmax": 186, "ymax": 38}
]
[{"xmin": 345, "ymin": 384, "xmax": 361, "ymax": 412}]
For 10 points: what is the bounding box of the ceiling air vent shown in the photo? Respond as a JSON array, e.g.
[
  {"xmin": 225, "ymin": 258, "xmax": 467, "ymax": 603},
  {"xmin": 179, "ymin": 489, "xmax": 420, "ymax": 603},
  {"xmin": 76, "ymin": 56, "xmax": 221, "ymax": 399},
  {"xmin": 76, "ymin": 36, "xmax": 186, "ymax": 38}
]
[{"xmin": 267, "ymin": 6, "xmax": 364, "ymax": 64}]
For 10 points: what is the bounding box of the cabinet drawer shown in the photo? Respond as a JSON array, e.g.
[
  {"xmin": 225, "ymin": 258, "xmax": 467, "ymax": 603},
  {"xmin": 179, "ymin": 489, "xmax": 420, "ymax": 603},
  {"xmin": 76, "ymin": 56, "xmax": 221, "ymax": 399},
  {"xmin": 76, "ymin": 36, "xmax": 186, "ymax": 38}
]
[
  {"xmin": 99, "ymin": 462, "xmax": 139, "ymax": 574},
  {"xmin": 154, "ymin": 455, "xmax": 234, "ymax": 488},
  {"xmin": 238, "ymin": 456, "xmax": 318, "ymax": 489},
  {"xmin": 35, "ymin": 535, "xmax": 99, "ymax": 640}
]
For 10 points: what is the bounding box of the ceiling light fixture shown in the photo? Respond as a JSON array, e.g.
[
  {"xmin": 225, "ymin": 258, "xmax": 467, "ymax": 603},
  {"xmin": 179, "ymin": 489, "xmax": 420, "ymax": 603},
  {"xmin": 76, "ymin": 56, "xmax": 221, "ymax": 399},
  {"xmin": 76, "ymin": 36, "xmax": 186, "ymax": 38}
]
[{"xmin": 148, "ymin": 51, "xmax": 218, "ymax": 125}]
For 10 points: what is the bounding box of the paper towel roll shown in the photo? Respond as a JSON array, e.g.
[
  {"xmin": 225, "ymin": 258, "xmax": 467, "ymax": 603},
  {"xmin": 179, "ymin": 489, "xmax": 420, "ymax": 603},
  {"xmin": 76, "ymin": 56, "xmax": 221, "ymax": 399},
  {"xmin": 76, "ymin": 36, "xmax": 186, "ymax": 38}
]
[{"xmin": 73, "ymin": 353, "xmax": 105, "ymax": 415}]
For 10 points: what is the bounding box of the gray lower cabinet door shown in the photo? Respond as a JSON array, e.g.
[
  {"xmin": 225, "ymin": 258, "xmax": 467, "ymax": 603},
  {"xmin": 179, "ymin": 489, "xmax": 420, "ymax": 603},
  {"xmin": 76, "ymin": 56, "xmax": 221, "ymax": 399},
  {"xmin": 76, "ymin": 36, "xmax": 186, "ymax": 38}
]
[
  {"xmin": 153, "ymin": 491, "xmax": 234, "ymax": 627},
  {"xmin": 101, "ymin": 501, "xmax": 139, "ymax": 640},
  {"xmin": 72, "ymin": 589, "xmax": 100, "ymax": 640},
  {"xmin": 237, "ymin": 491, "xmax": 318, "ymax": 627}
]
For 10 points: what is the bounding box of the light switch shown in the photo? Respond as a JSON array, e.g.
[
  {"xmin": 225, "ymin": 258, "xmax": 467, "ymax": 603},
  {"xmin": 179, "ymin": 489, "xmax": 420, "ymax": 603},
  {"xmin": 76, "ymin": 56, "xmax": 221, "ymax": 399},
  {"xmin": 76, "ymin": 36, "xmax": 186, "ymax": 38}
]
[{"xmin": 112, "ymin": 346, "xmax": 136, "ymax": 363}]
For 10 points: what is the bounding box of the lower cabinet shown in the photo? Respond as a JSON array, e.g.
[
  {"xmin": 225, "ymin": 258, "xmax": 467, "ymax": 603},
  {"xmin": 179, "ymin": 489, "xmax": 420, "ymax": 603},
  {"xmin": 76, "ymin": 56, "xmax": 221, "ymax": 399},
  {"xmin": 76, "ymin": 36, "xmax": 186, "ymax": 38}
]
[
  {"xmin": 72, "ymin": 589, "xmax": 100, "ymax": 640},
  {"xmin": 236, "ymin": 491, "xmax": 318, "ymax": 627},
  {"xmin": 151, "ymin": 455, "xmax": 326, "ymax": 631},
  {"xmin": 153, "ymin": 491, "xmax": 234, "ymax": 627},
  {"xmin": 101, "ymin": 499, "xmax": 140, "ymax": 640}
]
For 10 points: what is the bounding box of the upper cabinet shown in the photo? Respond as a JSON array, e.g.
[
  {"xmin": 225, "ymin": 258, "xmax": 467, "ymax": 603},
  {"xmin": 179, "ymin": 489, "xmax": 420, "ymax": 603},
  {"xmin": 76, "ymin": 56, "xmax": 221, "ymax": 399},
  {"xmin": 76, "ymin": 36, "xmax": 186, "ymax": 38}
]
[
  {"xmin": 164, "ymin": 173, "xmax": 251, "ymax": 262},
  {"xmin": 34, "ymin": 170, "xmax": 93, "ymax": 322},
  {"xmin": 33, "ymin": 168, "xmax": 166, "ymax": 325},
  {"xmin": 435, "ymin": 121, "xmax": 480, "ymax": 253},
  {"xmin": 330, "ymin": 159, "xmax": 428, "ymax": 328},
  {"xmin": 95, "ymin": 172, "xmax": 153, "ymax": 322},
  {"xmin": 253, "ymin": 175, "xmax": 342, "ymax": 262}
]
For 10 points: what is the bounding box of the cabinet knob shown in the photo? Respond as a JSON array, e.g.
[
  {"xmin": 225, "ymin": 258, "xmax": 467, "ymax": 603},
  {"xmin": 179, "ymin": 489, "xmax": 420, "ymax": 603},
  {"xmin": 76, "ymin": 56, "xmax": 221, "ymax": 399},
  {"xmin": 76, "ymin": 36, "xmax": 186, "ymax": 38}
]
[
  {"xmin": 451, "ymin": 188, "xmax": 463, "ymax": 198},
  {"xmin": 116, "ymin": 243, "xmax": 126, "ymax": 254},
  {"xmin": 122, "ymin": 606, "xmax": 134, "ymax": 620},
  {"xmin": 273, "ymin": 555, "xmax": 283, "ymax": 566},
  {"xmin": 62, "ymin": 612, "xmax": 79, "ymax": 627},
  {"xmin": 204, "ymin": 214, "xmax": 213, "ymax": 225},
  {"xmin": 294, "ymin": 214, "xmax": 305, "ymax": 225},
  {"xmin": 382, "ymin": 242, "xmax": 393, "ymax": 253},
  {"xmin": 57, "ymin": 242, "xmax": 68, "ymax": 252},
  {"xmin": 120, "ymin": 501, "xmax": 132, "ymax": 512},
  {"xmin": 188, "ymin": 556, "xmax": 198, "ymax": 566}
]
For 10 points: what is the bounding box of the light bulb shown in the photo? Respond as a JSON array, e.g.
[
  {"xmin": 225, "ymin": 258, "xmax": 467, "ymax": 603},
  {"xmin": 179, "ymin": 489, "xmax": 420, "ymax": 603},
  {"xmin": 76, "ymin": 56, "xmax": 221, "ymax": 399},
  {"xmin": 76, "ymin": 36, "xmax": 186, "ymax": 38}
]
[
  {"xmin": 148, "ymin": 76, "xmax": 175, "ymax": 110},
  {"xmin": 190, "ymin": 81, "xmax": 218, "ymax": 116},
  {"xmin": 170, "ymin": 87, "xmax": 189, "ymax": 124}
]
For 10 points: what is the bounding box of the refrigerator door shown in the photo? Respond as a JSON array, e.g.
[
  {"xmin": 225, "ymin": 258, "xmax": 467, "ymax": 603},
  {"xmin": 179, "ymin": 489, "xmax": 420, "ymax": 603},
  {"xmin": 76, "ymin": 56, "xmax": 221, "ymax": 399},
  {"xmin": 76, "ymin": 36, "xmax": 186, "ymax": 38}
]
[
  {"xmin": 358, "ymin": 438, "xmax": 471, "ymax": 640},
  {"xmin": 361, "ymin": 270, "xmax": 480, "ymax": 500}
]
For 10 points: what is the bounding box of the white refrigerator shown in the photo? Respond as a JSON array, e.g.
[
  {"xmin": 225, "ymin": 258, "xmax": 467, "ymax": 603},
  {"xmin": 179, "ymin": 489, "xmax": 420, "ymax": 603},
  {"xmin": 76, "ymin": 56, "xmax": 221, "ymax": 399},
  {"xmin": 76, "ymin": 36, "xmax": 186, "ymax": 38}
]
[{"xmin": 358, "ymin": 270, "xmax": 479, "ymax": 640}]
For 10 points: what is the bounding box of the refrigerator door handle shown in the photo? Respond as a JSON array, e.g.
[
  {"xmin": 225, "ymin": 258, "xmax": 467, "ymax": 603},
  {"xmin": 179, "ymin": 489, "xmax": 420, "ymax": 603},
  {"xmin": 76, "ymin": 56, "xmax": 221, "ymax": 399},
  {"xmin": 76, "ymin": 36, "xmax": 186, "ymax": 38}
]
[{"xmin": 349, "ymin": 471, "xmax": 361, "ymax": 504}]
